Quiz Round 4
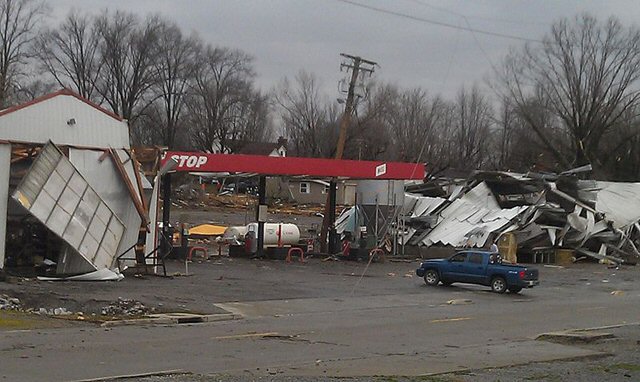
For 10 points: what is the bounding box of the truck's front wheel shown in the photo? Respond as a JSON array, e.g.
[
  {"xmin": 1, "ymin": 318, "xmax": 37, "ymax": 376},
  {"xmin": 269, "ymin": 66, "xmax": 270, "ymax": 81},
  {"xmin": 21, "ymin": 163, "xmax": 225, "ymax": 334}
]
[
  {"xmin": 424, "ymin": 269, "xmax": 440, "ymax": 286},
  {"xmin": 491, "ymin": 277, "xmax": 507, "ymax": 293}
]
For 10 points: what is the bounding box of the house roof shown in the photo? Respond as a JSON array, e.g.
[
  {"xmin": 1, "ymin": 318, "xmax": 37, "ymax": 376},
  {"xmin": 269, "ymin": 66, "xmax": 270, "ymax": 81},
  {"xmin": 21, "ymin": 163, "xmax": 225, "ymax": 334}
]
[{"xmin": 0, "ymin": 88, "xmax": 124, "ymax": 122}]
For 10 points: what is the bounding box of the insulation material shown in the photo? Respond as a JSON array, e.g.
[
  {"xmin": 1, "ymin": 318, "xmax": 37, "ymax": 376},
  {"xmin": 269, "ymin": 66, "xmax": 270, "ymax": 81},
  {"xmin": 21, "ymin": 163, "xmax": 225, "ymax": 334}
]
[
  {"xmin": 189, "ymin": 224, "xmax": 227, "ymax": 236},
  {"xmin": 69, "ymin": 148, "xmax": 142, "ymax": 262},
  {"xmin": 12, "ymin": 143, "xmax": 125, "ymax": 274}
]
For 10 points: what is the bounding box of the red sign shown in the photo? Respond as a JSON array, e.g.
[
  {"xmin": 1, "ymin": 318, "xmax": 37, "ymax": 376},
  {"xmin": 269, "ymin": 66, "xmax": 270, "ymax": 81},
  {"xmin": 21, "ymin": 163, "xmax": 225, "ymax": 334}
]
[{"xmin": 162, "ymin": 152, "xmax": 424, "ymax": 180}]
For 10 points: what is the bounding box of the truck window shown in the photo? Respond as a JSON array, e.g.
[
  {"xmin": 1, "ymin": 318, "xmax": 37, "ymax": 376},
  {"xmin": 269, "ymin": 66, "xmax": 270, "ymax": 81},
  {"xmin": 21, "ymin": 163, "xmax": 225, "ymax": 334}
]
[
  {"xmin": 450, "ymin": 253, "xmax": 467, "ymax": 262},
  {"xmin": 469, "ymin": 253, "xmax": 483, "ymax": 264}
]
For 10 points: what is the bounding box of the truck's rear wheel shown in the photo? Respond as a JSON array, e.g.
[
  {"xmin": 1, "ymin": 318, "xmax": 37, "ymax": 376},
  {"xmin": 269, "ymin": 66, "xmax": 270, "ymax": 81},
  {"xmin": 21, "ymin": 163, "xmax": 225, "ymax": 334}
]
[
  {"xmin": 491, "ymin": 277, "xmax": 507, "ymax": 293},
  {"xmin": 424, "ymin": 269, "xmax": 440, "ymax": 286}
]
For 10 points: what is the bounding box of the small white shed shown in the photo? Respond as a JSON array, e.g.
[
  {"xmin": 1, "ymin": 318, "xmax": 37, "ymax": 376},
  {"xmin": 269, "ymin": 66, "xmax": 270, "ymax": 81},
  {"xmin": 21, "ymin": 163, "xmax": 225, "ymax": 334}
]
[
  {"xmin": 0, "ymin": 89, "xmax": 146, "ymax": 277},
  {"xmin": 0, "ymin": 88, "xmax": 129, "ymax": 148}
]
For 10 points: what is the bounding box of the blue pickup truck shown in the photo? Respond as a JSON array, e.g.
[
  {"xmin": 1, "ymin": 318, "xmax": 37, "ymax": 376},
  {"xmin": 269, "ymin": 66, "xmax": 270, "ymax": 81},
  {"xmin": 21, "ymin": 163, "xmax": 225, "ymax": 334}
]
[{"xmin": 416, "ymin": 250, "xmax": 539, "ymax": 293}]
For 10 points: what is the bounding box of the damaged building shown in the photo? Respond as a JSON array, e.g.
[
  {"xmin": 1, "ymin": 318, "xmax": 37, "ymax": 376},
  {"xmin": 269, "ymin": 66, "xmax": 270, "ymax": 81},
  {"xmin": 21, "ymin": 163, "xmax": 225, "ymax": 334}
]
[
  {"xmin": 0, "ymin": 89, "xmax": 151, "ymax": 280},
  {"xmin": 401, "ymin": 171, "xmax": 640, "ymax": 265}
]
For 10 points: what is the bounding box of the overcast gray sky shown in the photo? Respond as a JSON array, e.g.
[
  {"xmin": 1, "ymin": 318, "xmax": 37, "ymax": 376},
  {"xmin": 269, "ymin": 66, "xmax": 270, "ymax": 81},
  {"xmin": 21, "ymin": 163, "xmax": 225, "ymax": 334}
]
[{"xmin": 50, "ymin": 0, "xmax": 640, "ymax": 100}]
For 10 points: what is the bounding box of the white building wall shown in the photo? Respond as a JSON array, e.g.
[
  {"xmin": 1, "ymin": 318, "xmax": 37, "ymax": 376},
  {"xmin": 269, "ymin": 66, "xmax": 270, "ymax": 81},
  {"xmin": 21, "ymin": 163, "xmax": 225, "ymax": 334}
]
[
  {"xmin": 0, "ymin": 94, "xmax": 129, "ymax": 148},
  {"xmin": 0, "ymin": 143, "xmax": 9, "ymax": 269}
]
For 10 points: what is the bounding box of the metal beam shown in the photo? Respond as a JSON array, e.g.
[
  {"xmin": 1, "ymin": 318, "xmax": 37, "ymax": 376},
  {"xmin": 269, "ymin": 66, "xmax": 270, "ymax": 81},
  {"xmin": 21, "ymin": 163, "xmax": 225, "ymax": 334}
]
[
  {"xmin": 0, "ymin": 143, "xmax": 10, "ymax": 269},
  {"xmin": 328, "ymin": 180, "xmax": 338, "ymax": 254},
  {"xmin": 161, "ymin": 173, "xmax": 172, "ymax": 258},
  {"xmin": 256, "ymin": 176, "xmax": 266, "ymax": 258}
]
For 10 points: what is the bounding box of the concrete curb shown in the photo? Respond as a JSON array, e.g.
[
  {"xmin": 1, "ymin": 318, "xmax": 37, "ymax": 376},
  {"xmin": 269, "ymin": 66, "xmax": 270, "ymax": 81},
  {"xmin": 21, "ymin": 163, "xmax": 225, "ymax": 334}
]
[
  {"xmin": 536, "ymin": 331, "xmax": 615, "ymax": 344},
  {"xmin": 67, "ymin": 369, "xmax": 187, "ymax": 382},
  {"xmin": 535, "ymin": 322, "xmax": 640, "ymax": 344},
  {"xmin": 100, "ymin": 312, "xmax": 242, "ymax": 327}
]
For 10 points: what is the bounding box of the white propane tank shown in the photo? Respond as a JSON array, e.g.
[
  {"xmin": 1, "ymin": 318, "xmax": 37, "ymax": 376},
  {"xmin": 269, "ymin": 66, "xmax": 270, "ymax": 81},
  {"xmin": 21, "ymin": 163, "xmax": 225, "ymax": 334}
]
[
  {"xmin": 246, "ymin": 223, "xmax": 300, "ymax": 247},
  {"xmin": 222, "ymin": 226, "xmax": 248, "ymax": 244}
]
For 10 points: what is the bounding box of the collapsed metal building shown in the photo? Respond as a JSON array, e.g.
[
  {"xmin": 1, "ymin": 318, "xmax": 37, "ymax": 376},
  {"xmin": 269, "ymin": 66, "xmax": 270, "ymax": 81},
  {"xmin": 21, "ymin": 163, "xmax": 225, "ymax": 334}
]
[
  {"xmin": 401, "ymin": 171, "xmax": 640, "ymax": 265},
  {"xmin": 0, "ymin": 89, "xmax": 150, "ymax": 280}
]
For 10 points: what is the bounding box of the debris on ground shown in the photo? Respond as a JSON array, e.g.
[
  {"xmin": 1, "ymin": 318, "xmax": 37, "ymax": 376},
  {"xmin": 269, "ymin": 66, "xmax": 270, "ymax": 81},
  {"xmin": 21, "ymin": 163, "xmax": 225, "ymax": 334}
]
[
  {"xmin": 100, "ymin": 297, "xmax": 154, "ymax": 317},
  {"xmin": 0, "ymin": 294, "xmax": 21, "ymax": 310},
  {"xmin": 447, "ymin": 299, "xmax": 473, "ymax": 305}
]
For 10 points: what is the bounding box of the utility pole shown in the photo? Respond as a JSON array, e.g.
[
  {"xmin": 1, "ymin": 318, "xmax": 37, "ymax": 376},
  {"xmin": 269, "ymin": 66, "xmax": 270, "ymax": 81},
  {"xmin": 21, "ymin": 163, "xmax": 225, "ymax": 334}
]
[
  {"xmin": 320, "ymin": 53, "xmax": 376, "ymax": 253},
  {"xmin": 334, "ymin": 53, "xmax": 377, "ymax": 160}
]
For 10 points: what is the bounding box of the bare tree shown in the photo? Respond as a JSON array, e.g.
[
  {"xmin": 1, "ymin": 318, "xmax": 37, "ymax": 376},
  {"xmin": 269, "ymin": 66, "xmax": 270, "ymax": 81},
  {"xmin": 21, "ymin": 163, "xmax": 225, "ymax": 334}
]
[
  {"xmin": 499, "ymin": 14, "xmax": 640, "ymax": 174},
  {"xmin": 451, "ymin": 86, "xmax": 493, "ymax": 168},
  {"xmin": 95, "ymin": 11, "xmax": 160, "ymax": 126},
  {"xmin": 188, "ymin": 45, "xmax": 256, "ymax": 152},
  {"xmin": 224, "ymin": 91, "xmax": 272, "ymax": 150},
  {"xmin": 36, "ymin": 11, "xmax": 102, "ymax": 100},
  {"xmin": 145, "ymin": 20, "xmax": 199, "ymax": 148},
  {"xmin": 343, "ymin": 82, "xmax": 393, "ymax": 160},
  {"xmin": 0, "ymin": 0, "xmax": 46, "ymax": 107},
  {"xmin": 384, "ymin": 86, "xmax": 447, "ymax": 164},
  {"xmin": 274, "ymin": 71, "xmax": 336, "ymax": 157}
]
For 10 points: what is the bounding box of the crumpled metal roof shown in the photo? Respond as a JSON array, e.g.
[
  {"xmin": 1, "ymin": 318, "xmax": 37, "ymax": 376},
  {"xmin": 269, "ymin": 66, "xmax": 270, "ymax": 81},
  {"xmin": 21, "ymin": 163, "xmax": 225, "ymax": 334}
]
[
  {"xmin": 415, "ymin": 182, "xmax": 527, "ymax": 248},
  {"xmin": 404, "ymin": 193, "xmax": 446, "ymax": 217},
  {"xmin": 419, "ymin": 197, "xmax": 526, "ymax": 248},
  {"xmin": 594, "ymin": 181, "xmax": 640, "ymax": 229}
]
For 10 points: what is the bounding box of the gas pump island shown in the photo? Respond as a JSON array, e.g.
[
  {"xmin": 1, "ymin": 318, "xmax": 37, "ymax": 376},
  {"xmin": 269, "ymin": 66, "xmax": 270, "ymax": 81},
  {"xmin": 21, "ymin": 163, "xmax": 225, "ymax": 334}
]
[{"xmin": 159, "ymin": 152, "xmax": 424, "ymax": 258}]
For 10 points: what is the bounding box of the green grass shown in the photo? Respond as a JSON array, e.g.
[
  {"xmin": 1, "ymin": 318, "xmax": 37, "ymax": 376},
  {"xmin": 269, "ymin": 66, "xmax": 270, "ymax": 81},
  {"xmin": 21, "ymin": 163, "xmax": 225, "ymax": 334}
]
[
  {"xmin": 611, "ymin": 363, "xmax": 640, "ymax": 372},
  {"xmin": 0, "ymin": 310, "xmax": 80, "ymax": 330}
]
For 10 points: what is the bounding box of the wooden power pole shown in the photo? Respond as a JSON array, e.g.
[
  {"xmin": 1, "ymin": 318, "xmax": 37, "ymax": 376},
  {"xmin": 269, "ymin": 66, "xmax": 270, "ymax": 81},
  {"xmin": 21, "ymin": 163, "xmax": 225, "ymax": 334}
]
[
  {"xmin": 334, "ymin": 53, "xmax": 377, "ymax": 160},
  {"xmin": 320, "ymin": 53, "xmax": 376, "ymax": 253}
]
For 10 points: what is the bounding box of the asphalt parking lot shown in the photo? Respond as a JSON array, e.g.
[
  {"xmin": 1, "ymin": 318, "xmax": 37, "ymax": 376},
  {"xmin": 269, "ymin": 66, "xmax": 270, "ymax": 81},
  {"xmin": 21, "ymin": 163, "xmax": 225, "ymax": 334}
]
[
  {"xmin": 2, "ymin": 255, "xmax": 640, "ymax": 381},
  {"xmin": 1, "ymin": 254, "xmax": 637, "ymax": 315}
]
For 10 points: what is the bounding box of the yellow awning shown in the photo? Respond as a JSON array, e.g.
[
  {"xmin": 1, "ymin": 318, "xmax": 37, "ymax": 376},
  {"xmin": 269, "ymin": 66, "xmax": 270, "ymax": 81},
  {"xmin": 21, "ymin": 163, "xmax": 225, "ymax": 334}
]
[{"xmin": 188, "ymin": 224, "xmax": 227, "ymax": 236}]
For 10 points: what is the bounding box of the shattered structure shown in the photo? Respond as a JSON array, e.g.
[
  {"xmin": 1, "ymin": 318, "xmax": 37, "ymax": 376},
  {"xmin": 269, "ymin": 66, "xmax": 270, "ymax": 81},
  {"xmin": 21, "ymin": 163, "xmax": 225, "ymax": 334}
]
[
  {"xmin": 0, "ymin": 89, "xmax": 151, "ymax": 279},
  {"xmin": 402, "ymin": 171, "xmax": 640, "ymax": 265}
]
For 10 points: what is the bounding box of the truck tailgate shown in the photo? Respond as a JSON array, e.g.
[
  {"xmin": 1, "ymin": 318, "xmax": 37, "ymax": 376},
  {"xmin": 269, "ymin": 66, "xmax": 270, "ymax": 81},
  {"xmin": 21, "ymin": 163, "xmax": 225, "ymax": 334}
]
[{"xmin": 524, "ymin": 268, "xmax": 538, "ymax": 280}]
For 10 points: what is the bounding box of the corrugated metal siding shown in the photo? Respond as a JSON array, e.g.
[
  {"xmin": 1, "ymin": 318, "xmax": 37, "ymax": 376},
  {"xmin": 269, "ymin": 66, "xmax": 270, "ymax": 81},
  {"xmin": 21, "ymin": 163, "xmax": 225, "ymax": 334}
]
[{"xmin": 0, "ymin": 94, "xmax": 129, "ymax": 148}]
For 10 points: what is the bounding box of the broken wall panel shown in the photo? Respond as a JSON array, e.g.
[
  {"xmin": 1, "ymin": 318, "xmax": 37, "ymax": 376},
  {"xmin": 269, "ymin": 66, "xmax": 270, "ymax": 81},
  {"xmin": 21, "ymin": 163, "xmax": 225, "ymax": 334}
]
[
  {"xmin": 69, "ymin": 148, "xmax": 142, "ymax": 262},
  {"xmin": 12, "ymin": 143, "xmax": 126, "ymax": 274}
]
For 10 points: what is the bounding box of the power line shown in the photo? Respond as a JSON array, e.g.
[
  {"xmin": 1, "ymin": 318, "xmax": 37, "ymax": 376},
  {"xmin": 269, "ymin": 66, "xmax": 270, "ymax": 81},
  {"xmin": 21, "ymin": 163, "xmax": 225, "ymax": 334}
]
[
  {"xmin": 334, "ymin": 0, "xmax": 544, "ymax": 43},
  {"xmin": 407, "ymin": 0, "xmax": 504, "ymax": 80},
  {"xmin": 405, "ymin": 0, "xmax": 553, "ymax": 28}
]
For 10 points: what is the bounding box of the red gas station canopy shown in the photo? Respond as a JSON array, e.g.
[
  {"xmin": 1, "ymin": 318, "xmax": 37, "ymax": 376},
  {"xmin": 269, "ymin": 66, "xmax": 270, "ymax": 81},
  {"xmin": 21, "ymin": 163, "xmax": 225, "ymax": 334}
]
[{"xmin": 163, "ymin": 152, "xmax": 424, "ymax": 180}]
